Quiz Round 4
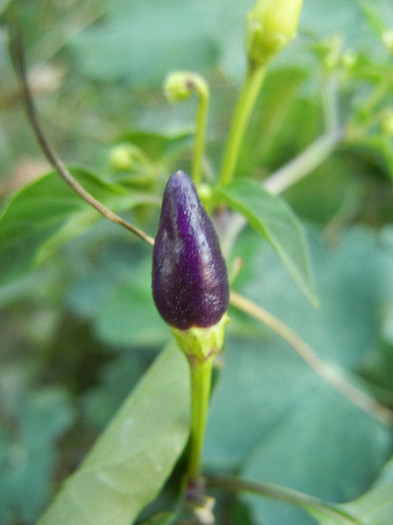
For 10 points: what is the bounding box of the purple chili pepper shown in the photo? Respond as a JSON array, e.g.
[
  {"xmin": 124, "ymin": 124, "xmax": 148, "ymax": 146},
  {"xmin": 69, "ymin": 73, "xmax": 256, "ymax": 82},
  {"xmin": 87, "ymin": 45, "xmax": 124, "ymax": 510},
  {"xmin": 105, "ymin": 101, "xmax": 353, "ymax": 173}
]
[{"xmin": 152, "ymin": 171, "xmax": 229, "ymax": 330}]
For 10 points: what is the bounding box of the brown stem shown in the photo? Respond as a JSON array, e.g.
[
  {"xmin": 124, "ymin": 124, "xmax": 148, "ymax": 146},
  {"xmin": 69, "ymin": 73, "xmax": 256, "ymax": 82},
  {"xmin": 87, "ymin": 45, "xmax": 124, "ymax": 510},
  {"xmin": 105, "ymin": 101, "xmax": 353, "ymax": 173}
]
[{"xmin": 8, "ymin": 13, "xmax": 154, "ymax": 247}]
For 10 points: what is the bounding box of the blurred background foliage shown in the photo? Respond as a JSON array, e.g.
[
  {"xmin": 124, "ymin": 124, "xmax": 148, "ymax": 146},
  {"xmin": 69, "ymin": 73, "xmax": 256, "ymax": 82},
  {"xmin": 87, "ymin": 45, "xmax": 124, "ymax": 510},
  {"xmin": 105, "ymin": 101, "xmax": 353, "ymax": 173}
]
[{"xmin": 1, "ymin": 0, "xmax": 393, "ymax": 524}]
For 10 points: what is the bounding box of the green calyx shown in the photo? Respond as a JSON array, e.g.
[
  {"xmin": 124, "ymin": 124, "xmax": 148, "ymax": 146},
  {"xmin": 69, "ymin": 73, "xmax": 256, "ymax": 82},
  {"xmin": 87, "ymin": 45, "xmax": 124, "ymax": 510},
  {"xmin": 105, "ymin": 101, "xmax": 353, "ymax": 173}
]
[
  {"xmin": 171, "ymin": 314, "xmax": 229, "ymax": 485},
  {"xmin": 171, "ymin": 314, "xmax": 229, "ymax": 364}
]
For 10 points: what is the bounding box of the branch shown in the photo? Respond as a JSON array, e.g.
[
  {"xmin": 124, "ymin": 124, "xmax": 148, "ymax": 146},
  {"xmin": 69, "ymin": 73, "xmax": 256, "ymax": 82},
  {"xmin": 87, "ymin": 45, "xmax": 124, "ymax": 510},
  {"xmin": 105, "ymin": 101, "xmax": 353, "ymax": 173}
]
[
  {"xmin": 206, "ymin": 475, "xmax": 360, "ymax": 525},
  {"xmin": 262, "ymin": 128, "xmax": 344, "ymax": 195},
  {"xmin": 7, "ymin": 11, "xmax": 154, "ymax": 247},
  {"xmin": 230, "ymin": 291, "xmax": 393, "ymax": 428}
]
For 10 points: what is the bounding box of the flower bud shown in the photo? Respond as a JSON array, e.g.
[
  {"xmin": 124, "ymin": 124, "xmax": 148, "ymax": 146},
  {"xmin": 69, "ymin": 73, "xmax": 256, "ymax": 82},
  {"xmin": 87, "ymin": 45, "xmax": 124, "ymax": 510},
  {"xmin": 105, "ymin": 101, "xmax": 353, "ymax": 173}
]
[
  {"xmin": 109, "ymin": 143, "xmax": 150, "ymax": 172},
  {"xmin": 381, "ymin": 109, "xmax": 393, "ymax": 137},
  {"xmin": 110, "ymin": 144, "xmax": 135, "ymax": 171},
  {"xmin": 246, "ymin": 0, "xmax": 303, "ymax": 65},
  {"xmin": 164, "ymin": 71, "xmax": 208, "ymax": 104},
  {"xmin": 382, "ymin": 29, "xmax": 393, "ymax": 53},
  {"xmin": 152, "ymin": 171, "xmax": 229, "ymax": 330}
]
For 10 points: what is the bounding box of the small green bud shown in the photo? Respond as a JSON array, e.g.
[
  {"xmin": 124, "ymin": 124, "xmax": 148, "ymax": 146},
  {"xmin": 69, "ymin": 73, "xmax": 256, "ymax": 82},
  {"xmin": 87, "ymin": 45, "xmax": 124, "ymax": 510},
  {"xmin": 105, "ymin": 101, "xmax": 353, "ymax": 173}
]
[
  {"xmin": 110, "ymin": 144, "xmax": 135, "ymax": 171},
  {"xmin": 342, "ymin": 50, "xmax": 357, "ymax": 69},
  {"xmin": 197, "ymin": 182, "xmax": 213, "ymax": 209},
  {"xmin": 381, "ymin": 109, "xmax": 393, "ymax": 137},
  {"xmin": 109, "ymin": 144, "xmax": 150, "ymax": 172},
  {"xmin": 246, "ymin": 0, "xmax": 304, "ymax": 65},
  {"xmin": 164, "ymin": 71, "xmax": 208, "ymax": 104},
  {"xmin": 382, "ymin": 29, "xmax": 393, "ymax": 53}
]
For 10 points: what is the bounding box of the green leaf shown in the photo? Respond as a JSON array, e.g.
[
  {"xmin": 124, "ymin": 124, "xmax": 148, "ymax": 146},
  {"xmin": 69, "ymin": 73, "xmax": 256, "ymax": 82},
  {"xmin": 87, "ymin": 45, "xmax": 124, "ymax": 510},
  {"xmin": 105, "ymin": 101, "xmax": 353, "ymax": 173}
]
[
  {"xmin": 205, "ymin": 227, "xmax": 393, "ymax": 524},
  {"xmin": 37, "ymin": 343, "xmax": 190, "ymax": 525},
  {"xmin": 0, "ymin": 376, "xmax": 76, "ymax": 525},
  {"xmin": 217, "ymin": 179, "xmax": 317, "ymax": 305},
  {"xmin": 67, "ymin": 245, "xmax": 169, "ymax": 348},
  {"xmin": 320, "ymin": 453, "xmax": 393, "ymax": 525},
  {"xmin": 352, "ymin": 136, "xmax": 393, "ymax": 182},
  {"xmin": 206, "ymin": 337, "xmax": 392, "ymax": 525},
  {"xmin": 359, "ymin": 0, "xmax": 393, "ymax": 38},
  {"xmin": 120, "ymin": 130, "xmax": 193, "ymax": 163},
  {"xmin": 139, "ymin": 511, "xmax": 177, "ymax": 525},
  {"xmin": 320, "ymin": 483, "xmax": 393, "ymax": 525},
  {"xmin": 82, "ymin": 353, "xmax": 147, "ymax": 429},
  {"xmin": 0, "ymin": 168, "xmax": 154, "ymax": 285},
  {"xmin": 0, "ymin": 0, "xmax": 14, "ymax": 16}
]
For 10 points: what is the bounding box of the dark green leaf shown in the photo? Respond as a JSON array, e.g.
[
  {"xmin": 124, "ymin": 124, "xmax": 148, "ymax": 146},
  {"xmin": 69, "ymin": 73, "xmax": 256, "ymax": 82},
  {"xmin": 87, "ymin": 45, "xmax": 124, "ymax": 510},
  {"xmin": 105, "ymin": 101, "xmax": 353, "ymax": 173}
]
[
  {"xmin": 217, "ymin": 180, "xmax": 317, "ymax": 304},
  {"xmin": 0, "ymin": 168, "xmax": 154, "ymax": 285},
  {"xmin": 120, "ymin": 130, "xmax": 193, "ymax": 163},
  {"xmin": 67, "ymin": 246, "xmax": 169, "ymax": 348},
  {"xmin": 352, "ymin": 136, "xmax": 393, "ymax": 182}
]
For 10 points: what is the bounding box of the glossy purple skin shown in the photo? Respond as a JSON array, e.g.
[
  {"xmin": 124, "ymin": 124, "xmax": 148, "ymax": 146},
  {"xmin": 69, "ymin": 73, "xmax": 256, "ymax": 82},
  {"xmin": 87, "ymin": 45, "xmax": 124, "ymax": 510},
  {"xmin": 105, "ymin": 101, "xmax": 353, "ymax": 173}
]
[{"xmin": 152, "ymin": 171, "xmax": 229, "ymax": 330}]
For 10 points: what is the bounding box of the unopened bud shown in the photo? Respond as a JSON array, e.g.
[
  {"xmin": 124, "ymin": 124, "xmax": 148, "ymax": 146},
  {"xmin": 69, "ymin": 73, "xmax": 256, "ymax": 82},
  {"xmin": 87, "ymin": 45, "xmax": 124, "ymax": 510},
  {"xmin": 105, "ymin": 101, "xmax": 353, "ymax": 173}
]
[
  {"xmin": 381, "ymin": 109, "xmax": 393, "ymax": 137},
  {"xmin": 382, "ymin": 30, "xmax": 393, "ymax": 53},
  {"xmin": 164, "ymin": 72, "xmax": 208, "ymax": 104},
  {"xmin": 246, "ymin": 0, "xmax": 303, "ymax": 65},
  {"xmin": 110, "ymin": 144, "xmax": 149, "ymax": 172}
]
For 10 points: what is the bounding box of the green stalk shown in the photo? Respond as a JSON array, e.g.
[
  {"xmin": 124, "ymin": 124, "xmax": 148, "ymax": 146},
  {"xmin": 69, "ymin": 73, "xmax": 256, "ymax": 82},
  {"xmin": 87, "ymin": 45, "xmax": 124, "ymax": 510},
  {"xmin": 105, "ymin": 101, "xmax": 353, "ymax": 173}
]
[
  {"xmin": 219, "ymin": 62, "xmax": 267, "ymax": 187},
  {"xmin": 163, "ymin": 72, "xmax": 209, "ymax": 187},
  {"xmin": 206, "ymin": 475, "xmax": 360, "ymax": 524},
  {"xmin": 187, "ymin": 355, "xmax": 213, "ymax": 483},
  {"xmin": 192, "ymin": 80, "xmax": 209, "ymax": 187},
  {"xmin": 171, "ymin": 318, "xmax": 228, "ymax": 485}
]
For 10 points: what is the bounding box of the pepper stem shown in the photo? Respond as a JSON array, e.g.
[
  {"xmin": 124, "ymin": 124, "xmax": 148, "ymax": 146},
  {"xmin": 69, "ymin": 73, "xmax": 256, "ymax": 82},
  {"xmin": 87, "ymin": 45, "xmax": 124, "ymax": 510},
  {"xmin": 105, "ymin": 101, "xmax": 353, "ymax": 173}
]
[
  {"xmin": 187, "ymin": 354, "xmax": 214, "ymax": 485},
  {"xmin": 170, "ymin": 315, "xmax": 229, "ymax": 487}
]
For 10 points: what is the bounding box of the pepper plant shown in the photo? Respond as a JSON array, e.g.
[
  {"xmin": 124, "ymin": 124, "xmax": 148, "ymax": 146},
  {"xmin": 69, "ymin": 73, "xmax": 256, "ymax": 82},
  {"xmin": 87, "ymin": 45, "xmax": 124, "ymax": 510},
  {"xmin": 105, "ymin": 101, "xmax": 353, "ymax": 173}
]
[{"xmin": 1, "ymin": 0, "xmax": 393, "ymax": 524}]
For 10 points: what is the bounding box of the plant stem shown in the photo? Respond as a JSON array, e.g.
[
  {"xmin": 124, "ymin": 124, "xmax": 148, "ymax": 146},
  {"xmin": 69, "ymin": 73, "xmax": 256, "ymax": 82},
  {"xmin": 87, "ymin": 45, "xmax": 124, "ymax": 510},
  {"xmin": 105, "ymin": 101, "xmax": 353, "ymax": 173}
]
[
  {"xmin": 230, "ymin": 291, "xmax": 393, "ymax": 428},
  {"xmin": 192, "ymin": 80, "xmax": 209, "ymax": 187},
  {"xmin": 206, "ymin": 475, "xmax": 360, "ymax": 524},
  {"xmin": 219, "ymin": 62, "xmax": 267, "ymax": 187},
  {"xmin": 346, "ymin": 72, "xmax": 393, "ymax": 140},
  {"xmin": 361, "ymin": 73, "xmax": 393, "ymax": 116},
  {"xmin": 8, "ymin": 13, "xmax": 154, "ymax": 246},
  {"xmin": 263, "ymin": 128, "xmax": 344, "ymax": 195},
  {"xmin": 187, "ymin": 355, "xmax": 213, "ymax": 484},
  {"xmin": 320, "ymin": 74, "xmax": 340, "ymax": 134}
]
